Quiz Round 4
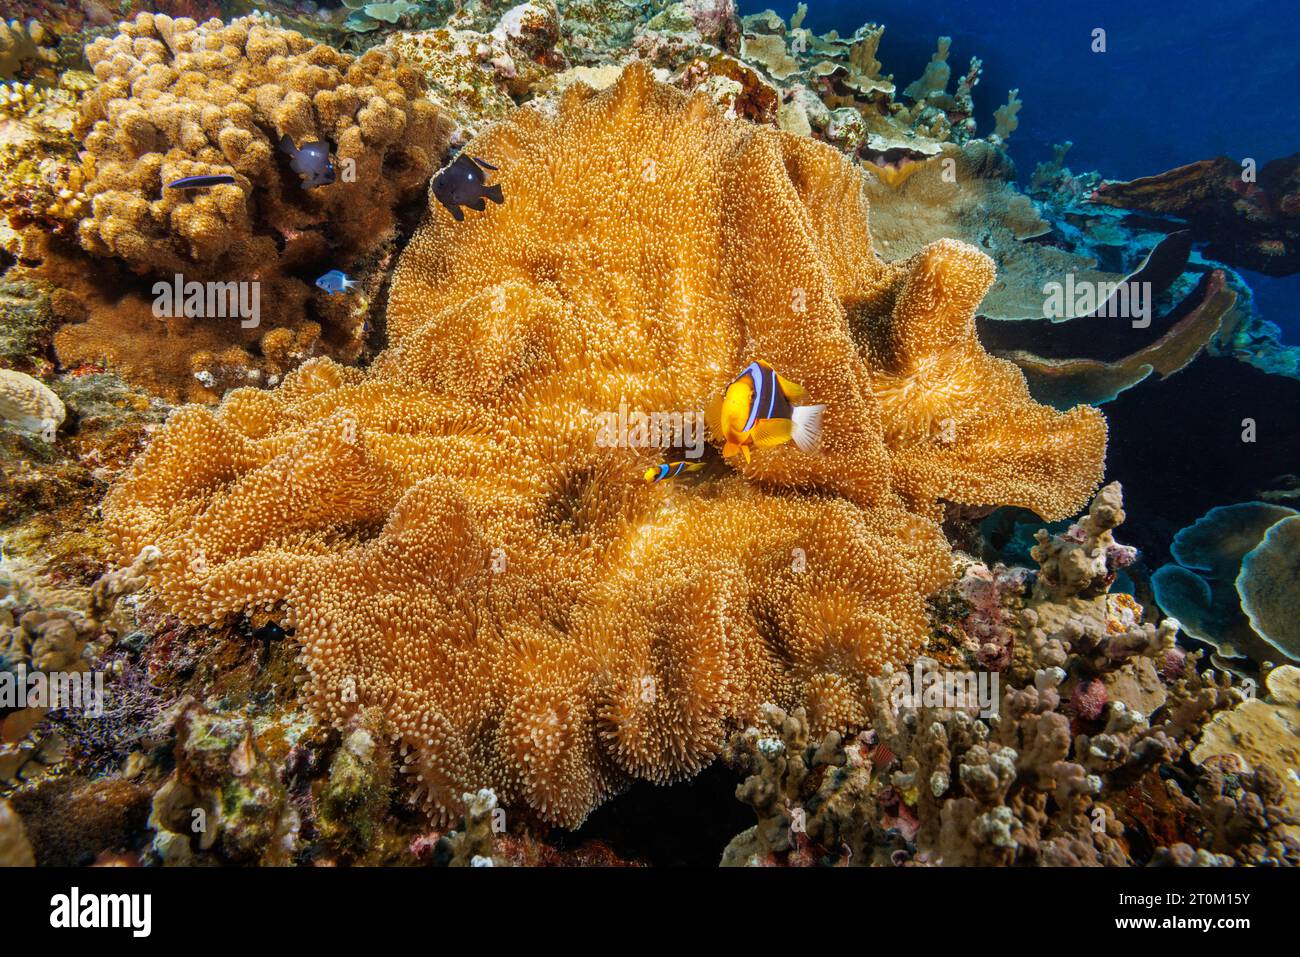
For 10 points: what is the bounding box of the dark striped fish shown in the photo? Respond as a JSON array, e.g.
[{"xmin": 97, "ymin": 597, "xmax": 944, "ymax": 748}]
[
  {"xmin": 164, "ymin": 173, "xmax": 238, "ymax": 190},
  {"xmin": 643, "ymin": 460, "xmax": 706, "ymax": 483}
]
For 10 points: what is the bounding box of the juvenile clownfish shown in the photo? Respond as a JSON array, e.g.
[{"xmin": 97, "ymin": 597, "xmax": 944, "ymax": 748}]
[
  {"xmin": 643, "ymin": 460, "xmax": 706, "ymax": 483},
  {"xmin": 705, "ymin": 360, "xmax": 825, "ymax": 463}
]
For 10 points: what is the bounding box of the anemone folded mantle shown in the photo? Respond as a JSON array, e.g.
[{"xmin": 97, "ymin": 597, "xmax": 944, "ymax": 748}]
[{"xmin": 103, "ymin": 63, "xmax": 1106, "ymax": 827}]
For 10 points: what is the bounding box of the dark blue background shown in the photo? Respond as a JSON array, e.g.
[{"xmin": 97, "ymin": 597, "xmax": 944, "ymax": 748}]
[{"xmin": 744, "ymin": 0, "xmax": 1299, "ymax": 341}]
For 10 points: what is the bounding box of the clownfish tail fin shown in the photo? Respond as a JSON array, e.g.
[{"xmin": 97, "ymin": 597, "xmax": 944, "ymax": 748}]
[{"xmin": 790, "ymin": 404, "xmax": 826, "ymax": 454}]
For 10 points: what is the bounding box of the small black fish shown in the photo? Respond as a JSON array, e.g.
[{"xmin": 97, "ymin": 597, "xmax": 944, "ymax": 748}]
[
  {"xmin": 251, "ymin": 621, "xmax": 292, "ymax": 643},
  {"xmin": 433, "ymin": 154, "xmax": 503, "ymax": 222},
  {"xmin": 165, "ymin": 174, "xmax": 238, "ymax": 190},
  {"xmin": 279, "ymin": 134, "xmax": 335, "ymax": 188}
]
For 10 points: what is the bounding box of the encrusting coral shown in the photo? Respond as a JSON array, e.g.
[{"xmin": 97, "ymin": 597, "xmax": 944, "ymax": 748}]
[{"xmin": 102, "ymin": 64, "xmax": 1105, "ymax": 827}]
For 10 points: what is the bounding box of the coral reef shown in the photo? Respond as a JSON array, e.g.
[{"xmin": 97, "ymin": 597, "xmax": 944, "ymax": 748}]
[
  {"xmin": 0, "ymin": 796, "xmax": 35, "ymax": 865},
  {"xmin": 147, "ymin": 698, "xmax": 300, "ymax": 866},
  {"xmin": 988, "ymin": 268, "xmax": 1241, "ymax": 409},
  {"xmin": 75, "ymin": 12, "xmax": 449, "ymax": 277},
  {"xmin": 721, "ymin": 484, "xmax": 1299, "ymax": 866},
  {"xmin": 1024, "ymin": 143, "xmax": 1300, "ymax": 385},
  {"xmin": 34, "ymin": 12, "xmax": 453, "ymax": 402},
  {"xmin": 430, "ymin": 787, "xmax": 504, "ymax": 865},
  {"xmin": 1235, "ymin": 516, "xmax": 1300, "ymax": 660},
  {"xmin": 99, "ymin": 64, "xmax": 1105, "ymax": 828},
  {"xmin": 1152, "ymin": 502, "xmax": 1299, "ymax": 668},
  {"xmin": 863, "ymin": 141, "xmax": 1116, "ymax": 320},
  {"xmin": 0, "ymin": 70, "xmax": 90, "ymax": 257},
  {"xmin": 0, "ymin": 0, "xmax": 1290, "ymax": 870},
  {"xmin": 384, "ymin": 0, "xmax": 566, "ymax": 137},
  {"xmin": 1, "ymin": 545, "xmax": 158, "ymax": 790},
  {"xmin": 1093, "ymin": 153, "xmax": 1300, "ymax": 276},
  {"xmin": 0, "ymin": 280, "xmax": 58, "ymax": 369},
  {"xmin": 0, "ymin": 368, "xmax": 64, "ymax": 437},
  {"xmin": 0, "ymin": 20, "xmax": 58, "ymax": 82},
  {"xmin": 1192, "ymin": 664, "xmax": 1300, "ymax": 844}
]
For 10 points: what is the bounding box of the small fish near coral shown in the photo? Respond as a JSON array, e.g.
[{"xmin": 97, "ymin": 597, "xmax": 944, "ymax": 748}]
[
  {"xmin": 163, "ymin": 174, "xmax": 239, "ymax": 191},
  {"xmin": 643, "ymin": 460, "xmax": 706, "ymax": 483},
  {"xmin": 315, "ymin": 270, "xmax": 357, "ymax": 295},
  {"xmin": 279, "ymin": 134, "xmax": 336, "ymax": 188},
  {"xmin": 705, "ymin": 360, "xmax": 826, "ymax": 462},
  {"xmin": 433, "ymin": 154, "xmax": 504, "ymax": 222}
]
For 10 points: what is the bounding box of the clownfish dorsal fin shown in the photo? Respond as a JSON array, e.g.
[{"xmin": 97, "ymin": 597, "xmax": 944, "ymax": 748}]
[{"xmin": 775, "ymin": 372, "xmax": 807, "ymax": 401}]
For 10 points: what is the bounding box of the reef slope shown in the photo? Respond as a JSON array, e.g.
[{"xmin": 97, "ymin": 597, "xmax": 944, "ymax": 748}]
[{"xmin": 102, "ymin": 64, "xmax": 1105, "ymax": 827}]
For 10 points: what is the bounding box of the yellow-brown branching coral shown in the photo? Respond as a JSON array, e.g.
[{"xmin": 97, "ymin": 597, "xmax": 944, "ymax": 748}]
[{"xmin": 103, "ymin": 64, "xmax": 1105, "ymax": 827}]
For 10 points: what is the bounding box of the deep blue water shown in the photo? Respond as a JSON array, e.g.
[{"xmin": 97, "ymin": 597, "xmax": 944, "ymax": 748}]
[{"xmin": 745, "ymin": 0, "xmax": 1300, "ymax": 342}]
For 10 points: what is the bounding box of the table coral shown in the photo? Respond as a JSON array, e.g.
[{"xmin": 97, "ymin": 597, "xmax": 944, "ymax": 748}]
[
  {"xmin": 1152, "ymin": 501, "xmax": 1299, "ymax": 667},
  {"xmin": 863, "ymin": 141, "xmax": 1116, "ymax": 320},
  {"xmin": 102, "ymin": 64, "xmax": 1105, "ymax": 827},
  {"xmin": 1093, "ymin": 153, "xmax": 1300, "ymax": 276},
  {"xmin": 1236, "ymin": 516, "xmax": 1300, "ymax": 661}
]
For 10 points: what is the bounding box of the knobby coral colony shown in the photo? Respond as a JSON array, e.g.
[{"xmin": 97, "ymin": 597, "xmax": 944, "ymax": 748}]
[
  {"xmin": 103, "ymin": 64, "xmax": 1106, "ymax": 828},
  {"xmin": 21, "ymin": 13, "xmax": 453, "ymax": 402}
]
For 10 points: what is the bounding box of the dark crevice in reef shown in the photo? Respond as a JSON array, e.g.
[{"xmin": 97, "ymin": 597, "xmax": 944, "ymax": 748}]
[{"xmin": 569, "ymin": 762, "xmax": 751, "ymax": 867}]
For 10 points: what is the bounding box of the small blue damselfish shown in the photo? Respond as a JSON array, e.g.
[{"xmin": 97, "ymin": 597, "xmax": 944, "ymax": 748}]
[{"xmin": 315, "ymin": 270, "xmax": 357, "ymax": 295}]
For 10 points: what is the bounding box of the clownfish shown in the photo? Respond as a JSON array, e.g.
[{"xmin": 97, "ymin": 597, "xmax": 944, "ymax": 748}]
[
  {"xmin": 705, "ymin": 360, "xmax": 825, "ymax": 463},
  {"xmin": 643, "ymin": 460, "xmax": 706, "ymax": 483}
]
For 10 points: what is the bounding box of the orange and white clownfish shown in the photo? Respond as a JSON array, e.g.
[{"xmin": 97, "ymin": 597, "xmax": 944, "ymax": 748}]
[
  {"xmin": 643, "ymin": 460, "xmax": 706, "ymax": 483},
  {"xmin": 705, "ymin": 360, "xmax": 825, "ymax": 463}
]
